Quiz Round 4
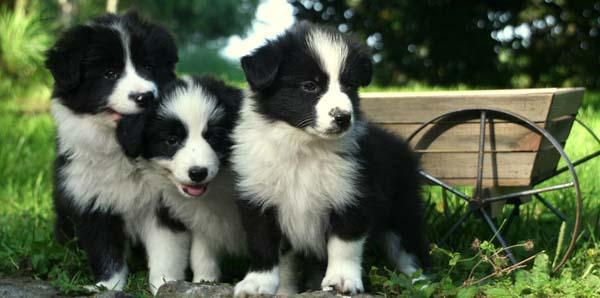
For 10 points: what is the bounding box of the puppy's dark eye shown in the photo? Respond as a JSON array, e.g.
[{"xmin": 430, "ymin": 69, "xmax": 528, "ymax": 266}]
[
  {"xmin": 203, "ymin": 127, "xmax": 224, "ymax": 143},
  {"xmin": 301, "ymin": 81, "xmax": 320, "ymax": 93},
  {"xmin": 165, "ymin": 135, "xmax": 180, "ymax": 146},
  {"xmin": 104, "ymin": 69, "xmax": 119, "ymax": 80}
]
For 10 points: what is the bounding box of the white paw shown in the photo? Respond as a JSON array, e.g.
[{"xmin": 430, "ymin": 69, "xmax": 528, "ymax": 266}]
[
  {"xmin": 83, "ymin": 279, "xmax": 125, "ymax": 292},
  {"xmin": 234, "ymin": 270, "xmax": 279, "ymax": 297},
  {"xmin": 276, "ymin": 284, "xmax": 298, "ymax": 296},
  {"xmin": 321, "ymin": 270, "xmax": 363, "ymax": 295},
  {"xmin": 84, "ymin": 266, "xmax": 127, "ymax": 292},
  {"xmin": 149, "ymin": 276, "xmax": 172, "ymax": 296},
  {"xmin": 192, "ymin": 273, "xmax": 219, "ymax": 283}
]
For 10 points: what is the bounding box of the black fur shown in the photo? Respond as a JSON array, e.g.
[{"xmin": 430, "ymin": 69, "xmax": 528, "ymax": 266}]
[
  {"xmin": 235, "ymin": 22, "xmax": 429, "ymax": 292},
  {"xmin": 117, "ymin": 76, "xmax": 242, "ymax": 165},
  {"xmin": 156, "ymin": 201, "xmax": 188, "ymax": 232},
  {"xmin": 48, "ymin": 12, "xmax": 179, "ymax": 286},
  {"xmin": 236, "ymin": 202, "xmax": 282, "ymax": 271},
  {"xmin": 46, "ymin": 11, "xmax": 177, "ymax": 114}
]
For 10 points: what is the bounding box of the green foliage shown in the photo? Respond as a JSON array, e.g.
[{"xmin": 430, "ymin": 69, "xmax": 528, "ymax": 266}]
[
  {"xmin": 369, "ymin": 249, "xmax": 600, "ymax": 297},
  {"xmin": 0, "ymin": 4, "xmax": 52, "ymax": 101},
  {"xmin": 177, "ymin": 42, "xmax": 245, "ymax": 83},
  {"xmin": 0, "ymin": 0, "xmax": 256, "ymax": 102},
  {"xmin": 130, "ymin": 0, "xmax": 259, "ymax": 43},
  {"xmin": 290, "ymin": 0, "xmax": 512, "ymax": 86},
  {"xmin": 290, "ymin": 0, "xmax": 600, "ymax": 89}
]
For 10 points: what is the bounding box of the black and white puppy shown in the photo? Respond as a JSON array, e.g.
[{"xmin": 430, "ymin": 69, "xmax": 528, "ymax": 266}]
[
  {"xmin": 117, "ymin": 76, "xmax": 246, "ymax": 283},
  {"xmin": 232, "ymin": 22, "xmax": 430, "ymax": 296},
  {"xmin": 46, "ymin": 12, "xmax": 187, "ymax": 293}
]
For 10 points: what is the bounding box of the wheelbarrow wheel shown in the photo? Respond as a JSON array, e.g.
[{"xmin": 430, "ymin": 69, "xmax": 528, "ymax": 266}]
[{"xmin": 408, "ymin": 108, "xmax": 582, "ymax": 272}]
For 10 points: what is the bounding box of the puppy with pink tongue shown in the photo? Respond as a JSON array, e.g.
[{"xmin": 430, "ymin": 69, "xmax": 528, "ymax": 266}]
[{"xmin": 117, "ymin": 76, "xmax": 246, "ymax": 284}]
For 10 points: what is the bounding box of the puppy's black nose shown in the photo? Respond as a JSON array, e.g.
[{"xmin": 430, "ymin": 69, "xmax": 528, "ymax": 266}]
[
  {"xmin": 332, "ymin": 109, "xmax": 351, "ymax": 131},
  {"xmin": 129, "ymin": 91, "xmax": 155, "ymax": 108},
  {"xmin": 188, "ymin": 167, "xmax": 208, "ymax": 183}
]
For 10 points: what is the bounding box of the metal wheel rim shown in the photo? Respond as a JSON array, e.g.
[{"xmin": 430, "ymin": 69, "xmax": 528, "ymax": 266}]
[{"xmin": 408, "ymin": 108, "xmax": 582, "ymax": 272}]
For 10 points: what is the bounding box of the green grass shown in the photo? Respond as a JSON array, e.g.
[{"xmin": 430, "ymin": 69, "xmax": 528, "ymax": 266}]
[{"xmin": 0, "ymin": 88, "xmax": 598, "ymax": 297}]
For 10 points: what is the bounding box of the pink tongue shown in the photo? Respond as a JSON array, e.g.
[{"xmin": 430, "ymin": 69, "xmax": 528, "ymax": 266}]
[
  {"xmin": 183, "ymin": 185, "xmax": 206, "ymax": 197},
  {"xmin": 111, "ymin": 112, "xmax": 123, "ymax": 122}
]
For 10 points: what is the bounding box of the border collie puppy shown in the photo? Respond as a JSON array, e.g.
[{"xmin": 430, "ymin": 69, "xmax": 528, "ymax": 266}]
[
  {"xmin": 231, "ymin": 22, "xmax": 430, "ymax": 296},
  {"xmin": 116, "ymin": 76, "xmax": 245, "ymax": 283},
  {"xmin": 46, "ymin": 12, "xmax": 187, "ymax": 293}
]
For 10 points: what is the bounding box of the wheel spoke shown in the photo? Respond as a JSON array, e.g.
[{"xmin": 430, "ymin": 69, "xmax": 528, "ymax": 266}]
[
  {"xmin": 483, "ymin": 182, "xmax": 574, "ymax": 204},
  {"xmin": 420, "ymin": 170, "xmax": 470, "ymax": 201},
  {"xmin": 534, "ymin": 194, "xmax": 568, "ymax": 222},
  {"xmin": 475, "ymin": 111, "xmax": 486, "ymax": 199},
  {"xmin": 438, "ymin": 209, "xmax": 473, "ymax": 246},
  {"xmin": 481, "ymin": 209, "xmax": 518, "ymax": 265}
]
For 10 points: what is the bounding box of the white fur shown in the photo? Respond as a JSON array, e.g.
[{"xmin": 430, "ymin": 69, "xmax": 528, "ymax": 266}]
[
  {"xmin": 52, "ymin": 102, "xmax": 161, "ymax": 214},
  {"xmin": 139, "ymin": 86, "xmax": 246, "ymax": 282},
  {"xmin": 140, "ymin": 211, "xmax": 190, "ymax": 295},
  {"xmin": 154, "ymin": 85, "xmax": 223, "ymax": 187},
  {"xmin": 52, "ymin": 22, "xmax": 186, "ymax": 293},
  {"xmin": 232, "ymin": 94, "xmax": 364, "ymax": 258},
  {"xmin": 157, "ymin": 168, "xmax": 246, "ymax": 261},
  {"xmin": 85, "ymin": 265, "xmax": 128, "ymax": 292},
  {"xmin": 190, "ymin": 233, "xmax": 220, "ymax": 282},
  {"xmin": 383, "ymin": 232, "xmax": 419, "ymax": 275},
  {"xmin": 321, "ymin": 236, "xmax": 365, "ymax": 294},
  {"xmin": 234, "ymin": 267, "xmax": 280, "ymax": 297},
  {"xmin": 306, "ymin": 29, "xmax": 353, "ymax": 135},
  {"xmin": 108, "ymin": 24, "xmax": 157, "ymax": 115}
]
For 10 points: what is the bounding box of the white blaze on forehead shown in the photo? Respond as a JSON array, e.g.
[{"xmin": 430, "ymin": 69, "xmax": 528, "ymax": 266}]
[
  {"xmin": 307, "ymin": 28, "xmax": 349, "ymax": 83},
  {"xmin": 156, "ymin": 84, "xmax": 223, "ymax": 185},
  {"xmin": 159, "ymin": 84, "xmax": 223, "ymax": 128},
  {"xmin": 306, "ymin": 28, "xmax": 353, "ymax": 134},
  {"xmin": 106, "ymin": 22, "xmax": 157, "ymax": 114}
]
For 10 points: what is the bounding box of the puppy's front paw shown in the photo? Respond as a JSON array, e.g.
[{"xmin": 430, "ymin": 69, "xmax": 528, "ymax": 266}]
[
  {"xmin": 192, "ymin": 273, "xmax": 219, "ymax": 283},
  {"xmin": 321, "ymin": 269, "xmax": 363, "ymax": 295},
  {"xmin": 84, "ymin": 266, "xmax": 128, "ymax": 293},
  {"xmin": 83, "ymin": 279, "xmax": 125, "ymax": 293},
  {"xmin": 149, "ymin": 275, "xmax": 179, "ymax": 296},
  {"xmin": 234, "ymin": 270, "xmax": 279, "ymax": 297}
]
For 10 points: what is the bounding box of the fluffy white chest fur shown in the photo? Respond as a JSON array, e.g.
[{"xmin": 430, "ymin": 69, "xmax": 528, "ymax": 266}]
[
  {"xmin": 232, "ymin": 98, "xmax": 362, "ymax": 258},
  {"xmin": 160, "ymin": 168, "xmax": 246, "ymax": 256},
  {"xmin": 52, "ymin": 101, "xmax": 160, "ymax": 214}
]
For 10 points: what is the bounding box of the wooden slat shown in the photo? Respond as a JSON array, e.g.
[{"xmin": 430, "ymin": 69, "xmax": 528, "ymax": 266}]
[
  {"xmin": 381, "ymin": 122, "xmax": 542, "ymax": 152},
  {"xmin": 546, "ymin": 88, "xmax": 584, "ymax": 120},
  {"xmin": 378, "ymin": 115, "xmax": 575, "ymax": 153},
  {"xmin": 539, "ymin": 115, "xmax": 576, "ymax": 149},
  {"xmin": 361, "ymin": 89, "xmax": 556, "ymax": 123},
  {"xmin": 531, "ymin": 147, "xmax": 567, "ymax": 183},
  {"xmin": 428, "ymin": 178, "xmax": 532, "ymax": 187},
  {"xmin": 419, "ymin": 152, "xmax": 536, "ymax": 180}
]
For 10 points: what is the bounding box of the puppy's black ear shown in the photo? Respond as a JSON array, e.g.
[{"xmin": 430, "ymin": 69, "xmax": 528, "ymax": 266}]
[
  {"xmin": 116, "ymin": 112, "xmax": 148, "ymax": 158},
  {"xmin": 195, "ymin": 76, "xmax": 243, "ymax": 112},
  {"xmin": 357, "ymin": 54, "xmax": 373, "ymax": 87},
  {"xmin": 342, "ymin": 50, "xmax": 373, "ymax": 88},
  {"xmin": 45, "ymin": 25, "xmax": 92, "ymax": 92},
  {"xmin": 241, "ymin": 43, "xmax": 282, "ymax": 90},
  {"xmin": 123, "ymin": 9, "xmax": 142, "ymax": 22}
]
